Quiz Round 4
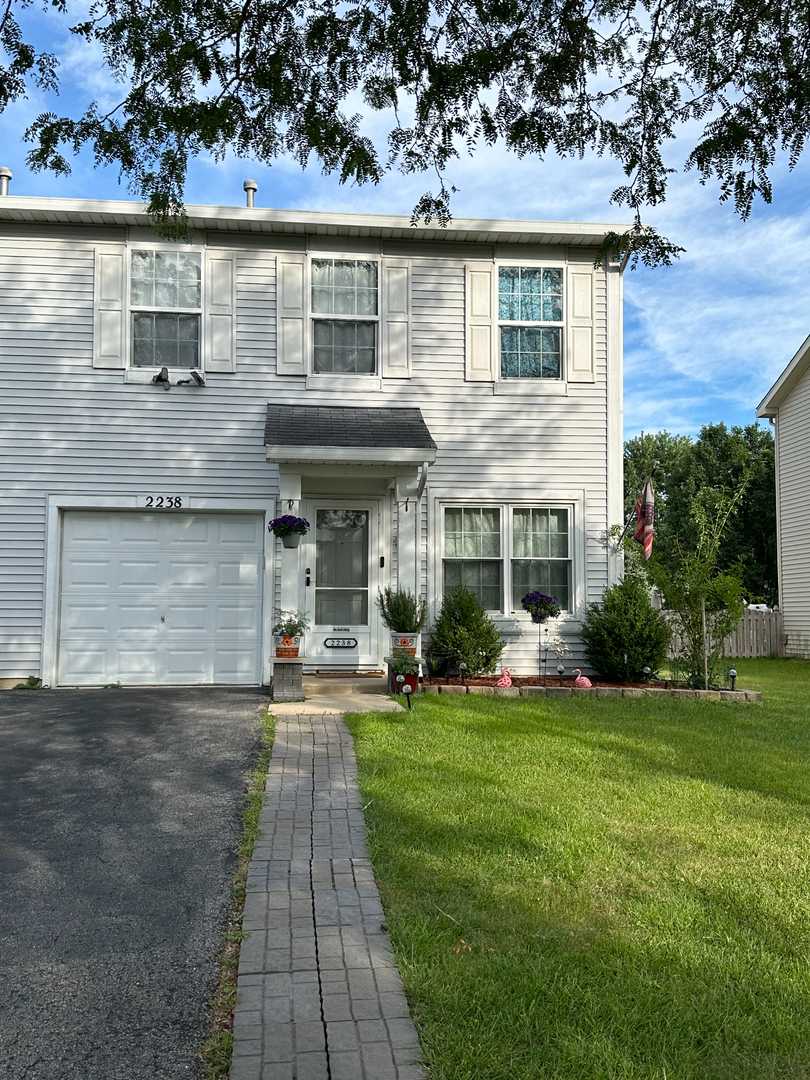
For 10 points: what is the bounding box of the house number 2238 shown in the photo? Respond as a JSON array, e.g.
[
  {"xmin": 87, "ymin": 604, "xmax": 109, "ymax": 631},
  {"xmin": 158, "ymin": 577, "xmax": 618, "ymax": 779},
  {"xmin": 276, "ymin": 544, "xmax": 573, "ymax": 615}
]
[{"xmin": 144, "ymin": 496, "xmax": 184, "ymax": 508}]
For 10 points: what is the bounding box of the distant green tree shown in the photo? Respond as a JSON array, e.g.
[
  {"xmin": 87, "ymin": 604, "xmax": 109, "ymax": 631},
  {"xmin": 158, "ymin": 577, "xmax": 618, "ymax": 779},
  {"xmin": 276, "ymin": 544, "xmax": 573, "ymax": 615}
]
[
  {"xmin": 624, "ymin": 423, "xmax": 777, "ymax": 606},
  {"xmin": 650, "ymin": 486, "xmax": 747, "ymax": 689}
]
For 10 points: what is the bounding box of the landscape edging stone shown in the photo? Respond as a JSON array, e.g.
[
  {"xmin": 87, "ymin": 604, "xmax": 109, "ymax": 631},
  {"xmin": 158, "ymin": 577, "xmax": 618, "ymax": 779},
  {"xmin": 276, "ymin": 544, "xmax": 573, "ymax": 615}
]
[{"xmin": 428, "ymin": 685, "xmax": 762, "ymax": 703}]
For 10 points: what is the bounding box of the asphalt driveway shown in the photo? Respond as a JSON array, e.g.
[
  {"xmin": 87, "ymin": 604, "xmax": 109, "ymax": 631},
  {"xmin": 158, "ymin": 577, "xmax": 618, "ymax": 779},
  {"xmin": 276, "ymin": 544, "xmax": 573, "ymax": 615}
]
[{"xmin": 0, "ymin": 687, "xmax": 266, "ymax": 1080}]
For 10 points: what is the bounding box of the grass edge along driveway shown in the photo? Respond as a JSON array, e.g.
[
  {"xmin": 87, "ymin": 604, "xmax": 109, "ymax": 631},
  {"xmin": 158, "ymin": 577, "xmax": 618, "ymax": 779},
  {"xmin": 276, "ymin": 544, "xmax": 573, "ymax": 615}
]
[{"xmin": 345, "ymin": 659, "xmax": 810, "ymax": 1080}]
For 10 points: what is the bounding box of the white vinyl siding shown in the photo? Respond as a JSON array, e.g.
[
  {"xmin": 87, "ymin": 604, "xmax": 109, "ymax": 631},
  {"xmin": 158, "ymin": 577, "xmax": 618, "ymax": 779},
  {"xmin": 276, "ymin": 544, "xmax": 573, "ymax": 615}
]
[
  {"xmin": 0, "ymin": 235, "xmax": 278, "ymax": 681},
  {"xmin": 0, "ymin": 220, "xmax": 615, "ymax": 681},
  {"xmin": 774, "ymin": 363, "xmax": 810, "ymax": 655}
]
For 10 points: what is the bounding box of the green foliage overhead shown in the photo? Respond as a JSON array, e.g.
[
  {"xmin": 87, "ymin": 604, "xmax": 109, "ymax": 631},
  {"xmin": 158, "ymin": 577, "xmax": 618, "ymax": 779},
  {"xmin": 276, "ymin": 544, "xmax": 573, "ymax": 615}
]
[
  {"xmin": 580, "ymin": 563, "xmax": 671, "ymax": 683},
  {"xmin": 4, "ymin": 0, "xmax": 810, "ymax": 254},
  {"xmin": 625, "ymin": 423, "xmax": 777, "ymax": 605},
  {"xmin": 376, "ymin": 587, "xmax": 427, "ymax": 633},
  {"xmin": 427, "ymin": 585, "xmax": 504, "ymax": 678}
]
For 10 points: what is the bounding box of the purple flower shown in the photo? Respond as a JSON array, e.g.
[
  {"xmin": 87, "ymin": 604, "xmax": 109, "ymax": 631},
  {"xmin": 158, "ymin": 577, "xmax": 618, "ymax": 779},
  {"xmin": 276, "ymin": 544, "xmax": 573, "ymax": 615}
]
[{"xmin": 269, "ymin": 515, "xmax": 310, "ymax": 537}]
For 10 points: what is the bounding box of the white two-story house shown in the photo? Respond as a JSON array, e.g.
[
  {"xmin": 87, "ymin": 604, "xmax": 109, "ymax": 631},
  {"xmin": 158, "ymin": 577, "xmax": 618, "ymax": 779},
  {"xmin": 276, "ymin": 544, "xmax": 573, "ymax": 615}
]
[{"xmin": 0, "ymin": 182, "xmax": 627, "ymax": 687}]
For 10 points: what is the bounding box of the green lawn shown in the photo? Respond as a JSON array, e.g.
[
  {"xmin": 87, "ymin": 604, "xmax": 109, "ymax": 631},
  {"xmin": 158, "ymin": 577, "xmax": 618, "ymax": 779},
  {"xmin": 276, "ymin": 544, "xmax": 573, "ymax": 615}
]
[{"xmin": 345, "ymin": 659, "xmax": 810, "ymax": 1080}]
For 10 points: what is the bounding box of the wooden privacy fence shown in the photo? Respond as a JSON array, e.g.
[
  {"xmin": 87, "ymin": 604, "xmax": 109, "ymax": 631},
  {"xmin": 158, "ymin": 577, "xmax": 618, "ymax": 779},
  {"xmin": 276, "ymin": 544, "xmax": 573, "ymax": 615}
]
[{"xmin": 667, "ymin": 609, "xmax": 784, "ymax": 660}]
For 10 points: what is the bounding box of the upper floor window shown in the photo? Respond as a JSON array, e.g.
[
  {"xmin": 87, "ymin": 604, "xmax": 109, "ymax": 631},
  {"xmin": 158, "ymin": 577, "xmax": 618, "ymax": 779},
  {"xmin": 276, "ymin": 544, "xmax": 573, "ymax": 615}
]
[
  {"xmin": 311, "ymin": 259, "xmax": 378, "ymax": 374},
  {"xmin": 498, "ymin": 266, "xmax": 563, "ymax": 379},
  {"xmin": 130, "ymin": 250, "xmax": 202, "ymax": 369}
]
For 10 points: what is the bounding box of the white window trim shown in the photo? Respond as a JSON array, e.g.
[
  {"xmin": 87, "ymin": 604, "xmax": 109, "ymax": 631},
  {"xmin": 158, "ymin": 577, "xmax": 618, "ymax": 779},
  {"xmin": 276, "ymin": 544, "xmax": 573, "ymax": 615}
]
[
  {"xmin": 307, "ymin": 253, "xmax": 381, "ymax": 385},
  {"xmin": 429, "ymin": 489, "xmax": 586, "ymax": 624},
  {"xmin": 124, "ymin": 241, "xmax": 206, "ymax": 379},
  {"xmin": 494, "ymin": 259, "xmax": 566, "ymax": 392}
]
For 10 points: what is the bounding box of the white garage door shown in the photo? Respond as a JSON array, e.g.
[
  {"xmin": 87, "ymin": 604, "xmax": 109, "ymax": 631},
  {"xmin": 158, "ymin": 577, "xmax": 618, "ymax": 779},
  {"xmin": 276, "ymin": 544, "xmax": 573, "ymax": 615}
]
[{"xmin": 58, "ymin": 511, "xmax": 264, "ymax": 686}]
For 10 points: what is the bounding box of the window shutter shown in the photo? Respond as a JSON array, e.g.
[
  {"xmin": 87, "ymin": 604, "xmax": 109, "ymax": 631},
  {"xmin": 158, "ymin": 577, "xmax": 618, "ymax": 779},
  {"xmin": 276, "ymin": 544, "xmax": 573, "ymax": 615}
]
[
  {"xmin": 93, "ymin": 246, "xmax": 126, "ymax": 369},
  {"xmin": 277, "ymin": 253, "xmax": 307, "ymax": 376},
  {"xmin": 567, "ymin": 268, "xmax": 595, "ymax": 383},
  {"xmin": 205, "ymin": 251, "xmax": 236, "ymax": 372},
  {"xmin": 381, "ymin": 259, "xmax": 410, "ymax": 378},
  {"xmin": 465, "ymin": 262, "xmax": 495, "ymax": 381}
]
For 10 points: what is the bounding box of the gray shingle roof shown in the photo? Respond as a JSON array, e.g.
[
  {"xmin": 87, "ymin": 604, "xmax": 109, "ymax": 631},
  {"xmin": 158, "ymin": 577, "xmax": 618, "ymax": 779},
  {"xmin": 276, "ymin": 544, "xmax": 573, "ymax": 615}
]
[{"xmin": 264, "ymin": 405, "xmax": 437, "ymax": 451}]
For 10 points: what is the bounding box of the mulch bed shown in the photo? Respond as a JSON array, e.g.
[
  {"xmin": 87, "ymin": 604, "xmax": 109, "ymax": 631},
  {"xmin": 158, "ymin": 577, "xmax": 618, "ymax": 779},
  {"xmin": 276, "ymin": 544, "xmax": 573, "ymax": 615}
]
[{"xmin": 426, "ymin": 675, "xmax": 655, "ymax": 689}]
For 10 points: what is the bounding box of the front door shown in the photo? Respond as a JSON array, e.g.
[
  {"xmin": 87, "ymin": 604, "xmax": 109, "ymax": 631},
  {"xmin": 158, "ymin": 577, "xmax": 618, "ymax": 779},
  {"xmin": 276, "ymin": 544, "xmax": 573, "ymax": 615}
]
[{"xmin": 304, "ymin": 502, "xmax": 381, "ymax": 668}]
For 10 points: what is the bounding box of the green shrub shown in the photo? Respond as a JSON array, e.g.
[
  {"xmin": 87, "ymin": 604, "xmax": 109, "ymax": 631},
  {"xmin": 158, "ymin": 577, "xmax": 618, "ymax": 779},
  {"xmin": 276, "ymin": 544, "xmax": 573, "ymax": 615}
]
[
  {"xmin": 580, "ymin": 572, "xmax": 671, "ymax": 682},
  {"xmin": 427, "ymin": 585, "xmax": 504, "ymax": 677},
  {"xmin": 376, "ymin": 587, "xmax": 428, "ymax": 632}
]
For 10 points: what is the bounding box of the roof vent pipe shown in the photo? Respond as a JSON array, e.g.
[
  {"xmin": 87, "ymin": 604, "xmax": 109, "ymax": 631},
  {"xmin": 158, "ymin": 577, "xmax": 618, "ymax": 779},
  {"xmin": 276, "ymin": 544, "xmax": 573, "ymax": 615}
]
[
  {"xmin": 0, "ymin": 168, "xmax": 11, "ymax": 196},
  {"xmin": 243, "ymin": 179, "xmax": 257, "ymax": 207}
]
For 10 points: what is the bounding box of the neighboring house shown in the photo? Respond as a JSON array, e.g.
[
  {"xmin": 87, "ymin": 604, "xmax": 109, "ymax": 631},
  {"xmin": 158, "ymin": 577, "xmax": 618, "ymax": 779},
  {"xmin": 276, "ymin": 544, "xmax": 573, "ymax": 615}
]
[
  {"xmin": 757, "ymin": 335, "xmax": 810, "ymax": 657},
  {"xmin": 0, "ymin": 181, "xmax": 627, "ymax": 687}
]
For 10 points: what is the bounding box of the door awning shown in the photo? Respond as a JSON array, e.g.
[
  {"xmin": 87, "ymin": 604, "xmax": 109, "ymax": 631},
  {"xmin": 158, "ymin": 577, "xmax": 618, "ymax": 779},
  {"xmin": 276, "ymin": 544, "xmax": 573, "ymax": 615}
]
[{"xmin": 264, "ymin": 405, "xmax": 437, "ymax": 466}]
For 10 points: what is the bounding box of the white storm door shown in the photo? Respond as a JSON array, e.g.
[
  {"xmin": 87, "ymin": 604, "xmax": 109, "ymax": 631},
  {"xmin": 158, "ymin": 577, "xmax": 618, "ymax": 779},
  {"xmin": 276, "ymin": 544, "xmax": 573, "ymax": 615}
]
[
  {"xmin": 305, "ymin": 504, "xmax": 379, "ymax": 667},
  {"xmin": 57, "ymin": 511, "xmax": 264, "ymax": 685}
]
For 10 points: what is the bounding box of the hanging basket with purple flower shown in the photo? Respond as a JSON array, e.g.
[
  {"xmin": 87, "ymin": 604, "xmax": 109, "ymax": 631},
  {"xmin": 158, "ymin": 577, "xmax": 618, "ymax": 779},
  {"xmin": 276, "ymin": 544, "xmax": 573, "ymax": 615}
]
[
  {"xmin": 269, "ymin": 514, "xmax": 310, "ymax": 548},
  {"xmin": 521, "ymin": 591, "xmax": 561, "ymax": 623}
]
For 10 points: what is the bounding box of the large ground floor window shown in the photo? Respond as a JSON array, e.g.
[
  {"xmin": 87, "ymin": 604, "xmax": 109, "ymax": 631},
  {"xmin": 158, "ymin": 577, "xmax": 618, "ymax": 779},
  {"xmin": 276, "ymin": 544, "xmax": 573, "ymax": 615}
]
[{"xmin": 442, "ymin": 504, "xmax": 571, "ymax": 613}]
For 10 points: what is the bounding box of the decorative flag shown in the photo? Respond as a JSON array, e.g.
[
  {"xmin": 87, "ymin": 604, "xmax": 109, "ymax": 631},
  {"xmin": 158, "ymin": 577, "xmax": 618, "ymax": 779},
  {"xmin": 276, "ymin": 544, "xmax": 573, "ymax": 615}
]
[{"xmin": 633, "ymin": 478, "xmax": 655, "ymax": 559}]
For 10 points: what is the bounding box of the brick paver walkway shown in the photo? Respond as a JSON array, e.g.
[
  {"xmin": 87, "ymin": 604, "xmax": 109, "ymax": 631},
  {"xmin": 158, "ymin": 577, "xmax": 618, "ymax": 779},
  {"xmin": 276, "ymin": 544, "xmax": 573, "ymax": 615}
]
[{"xmin": 230, "ymin": 713, "xmax": 426, "ymax": 1080}]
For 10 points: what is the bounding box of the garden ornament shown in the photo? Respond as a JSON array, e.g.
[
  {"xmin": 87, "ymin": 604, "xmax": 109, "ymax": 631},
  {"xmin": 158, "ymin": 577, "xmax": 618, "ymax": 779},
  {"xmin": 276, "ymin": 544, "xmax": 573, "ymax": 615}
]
[
  {"xmin": 496, "ymin": 669, "xmax": 512, "ymax": 687},
  {"xmin": 573, "ymin": 669, "xmax": 592, "ymax": 687}
]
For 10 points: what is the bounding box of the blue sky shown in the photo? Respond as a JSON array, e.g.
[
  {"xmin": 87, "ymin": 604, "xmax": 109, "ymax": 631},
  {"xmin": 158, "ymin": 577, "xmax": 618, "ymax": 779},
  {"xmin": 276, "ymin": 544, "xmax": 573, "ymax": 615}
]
[{"xmin": 2, "ymin": 4, "xmax": 807, "ymax": 441}]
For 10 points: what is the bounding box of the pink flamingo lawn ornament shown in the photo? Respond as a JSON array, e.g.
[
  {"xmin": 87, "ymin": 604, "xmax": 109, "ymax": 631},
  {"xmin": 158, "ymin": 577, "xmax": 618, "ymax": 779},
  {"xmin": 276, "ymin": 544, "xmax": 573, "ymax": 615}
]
[
  {"xmin": 496, "ymin": 669, "xmax": 512, "ymax": 687},
  {"xmin": 573, "ymin": 669, "xmax": 592, "ymax": 688}
]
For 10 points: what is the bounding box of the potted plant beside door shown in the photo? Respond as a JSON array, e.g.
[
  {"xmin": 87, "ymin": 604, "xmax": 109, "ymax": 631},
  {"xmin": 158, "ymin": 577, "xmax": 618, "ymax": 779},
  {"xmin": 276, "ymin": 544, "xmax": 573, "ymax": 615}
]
[
  {"xmin": 272, "ymin": 610, "xmax": 310, "ymax": 657},
  {"xmin": 269, "ymin": 514, "xmax": 310, "ymax": 549},
  {"xmin": 377, "ymin": 587, "xmax": 428, "ymax": 657}
]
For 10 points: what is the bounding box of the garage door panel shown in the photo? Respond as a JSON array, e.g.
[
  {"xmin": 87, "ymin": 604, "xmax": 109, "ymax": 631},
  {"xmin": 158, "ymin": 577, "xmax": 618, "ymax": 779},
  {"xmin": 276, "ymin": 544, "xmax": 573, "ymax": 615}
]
[
  {"xmin": 58, "ymin": 511, "xmax": 264, "ymax": 686},
  {"xmin": 166, "ymin": 649, "xmax": 209, "ymax": 677},
  {"xmin": 62, "ymin": 604, "xmax": 111, "ymax": 632},
  {"xmin": 215, "ymin": 604, "xmax": 261, "ymax": 633},
  {"xmin": 214, "ymin": 648, "xmax": 263, "ymax": 678},
  {"xmin": 119, "ymin": 517, "xmax": 162, "ymax": 544},
  {"xmin": 63, "ymin": 559, "xmax": 112, "ymax": 588},
  {"xmin": 59, "ymin": 648, "xmax": 108, "ymax": 680},
  {"xmin": 217, "ymin": 559, "xmax": 261, "ymax": 588},
  {"xmin": 117, "ymin": 605, "xmax": 161, "ymax": 633},
  {"xmin": 167, "ymin": 560, "xmax": 213, "ymax": 588},
  {"xmin": 118, "ymin": 650, "xmax": 161, "ymax": 678},
  {"xmin": 166, "ymin": 605, "xmax": 210, "ymax": 633},
  {"xmin": 119, "ymin": 561, "xmax": 161, "ymax": 588},
  {"xmin": 219, "ymin": 518, "xmax": 264, "ymax": 545}
]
